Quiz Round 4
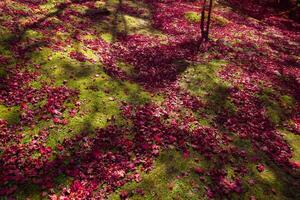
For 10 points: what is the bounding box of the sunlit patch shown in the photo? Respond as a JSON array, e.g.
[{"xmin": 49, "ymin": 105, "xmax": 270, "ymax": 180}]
[
  {"xmin": 0, "ymin": 105, "xmax": 20, "ymax": 125},
  {"xmin": 101, "ymin": 33, "xmax": 113, "ymax": 43},
  {"xmin": 185, "ymin": 11, "xmax": 201, "ymax": 23},
  {"xmin": 0, "ymin": 0, "xmax": 299, "ymax": 199},
  {"xmin": 109, "ymin": 149, "xmax": 208, "ymax": 200},
  {"xmin": 281, "ymin": 130, "xmax": 300, "ymax": 162},
  {"xmin": 258, "ymin": 87, "xmax": 295, "ymax": 126}
]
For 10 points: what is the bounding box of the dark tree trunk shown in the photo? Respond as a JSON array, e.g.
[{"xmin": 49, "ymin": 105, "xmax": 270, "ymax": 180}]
[
  {"xmin": 200, "ymin": 0, "xmax": 207, "ymax": 38},
  {"xmin": 205, "ymin": 0, "xmax": 213, "ymax": 40},
  {"xmin": 200, "ymin": 0, "xmax": 213, "ymax": 41}
]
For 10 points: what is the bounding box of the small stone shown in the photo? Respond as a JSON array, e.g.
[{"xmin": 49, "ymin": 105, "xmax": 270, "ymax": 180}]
[
  {"xmin": 250, "ymin": 196, "xmax": 256, "ymax": 200},
  {"xmin": 274, "ymin": 70, "xmax": 281, "ymax": 76}
]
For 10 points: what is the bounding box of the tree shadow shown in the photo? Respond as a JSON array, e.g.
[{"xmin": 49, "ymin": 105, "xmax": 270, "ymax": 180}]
[
  {"xmin": 220, "ymin": 0, "xmax": 282, "ymax": 20},
  {"xmin": 113, "ymin": 36, "xmax": 201, "ymax": 90},
  {"xmin": 219, "ymin": 0, "xmax": 300, "ymax": 32},
  {"xmin": 230, "ymin": 136, "xmax": 300, "ymax": 200},
  {"xmin": 3, "ymin": 1, "xmax": 300, "ymax": 199},
  {"xmin": 1, "ymin": 77, "xmax": 299, "ymax": 199},
  {"xmin": 5, "ymin": 1, "xmax": 71, "ymax": 46}
]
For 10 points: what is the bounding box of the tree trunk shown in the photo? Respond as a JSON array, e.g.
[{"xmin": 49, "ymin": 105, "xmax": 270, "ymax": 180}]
[
  {"xmin": 205, "ymin": 0, "xmax": 213, "ymax": 40},
  {"xmin": 200, "ymin": 0, "xmax": 206, "ymax": 39},
  {"xmin": 200, "ymin": 0, "xmax": 213, "ymax": 41}
]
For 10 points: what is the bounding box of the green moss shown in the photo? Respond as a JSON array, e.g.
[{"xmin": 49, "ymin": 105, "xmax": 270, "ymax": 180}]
[
  {"xmin": 185, "ymin": 11, "xmax": 229, "ymax": 26},
  {"xmin": 238, "ymin": 163, "xmax": 289, "ymax": 200},
  {"xmin": 53, "ymin": 173, "xmax": 73, "ymax": 195},
  {"xmin": 198, "ymin": 118, "xmax": 211, "ymax": 126},
  {"xmin": 0, "ymin": 27, "xmax": 12, "ymax": 42},
  {"xmin": 258, "ymin": 88, "xmax": 295, "ymax": 126},
  {"xmin": 108, "ymin": 0, "xmax": 120, "ymax": 5},
  {"xmin": 0, "ymin": 105, "xmax": 20, "ymax": 125},
  {"xmin": 30, "ymin": 47, "xmax": 53, "ymax": 64},
  {"xmin": 180, "ymin": 60, "xmax": 236, "ymax": 115},
  {"xmin": 109, "ymin": 149, "xmax": 208, "ymax": 200},
  {"xmin": 30, "ymin": 81, "xmax": 42, "ymax": 89},
  {"xmin": 55, "ymin": 31, "xmax": 70, "ymax": 41},
  {"xmin": 233, "ymin": 138, "xmax": 252, "ymax": 150},
  {"xmin": 0, "ymin": 29, "xmax": 14, "ymax": 59},
  {"xmin": 114, "ymin": 14, "xmax": 167, "ymax": 39},
  {"xmin": 54, "ymin": 173, "xmax": 70, "ymax": 185},
  {"xmin": 229, "ymin": 129, "xmax": 299, "ymax": 199},
  {"xmin": 101, "ymin": 33, "xmax": 113, "ymax": 43},
  {"xmin": 212, "ymin": 15, "xmax": 230, "ymax": 26},
  {"xmin": 8, "ymin": 2, "xmax": 31, "ymax": 12},
  {"xmin": 280, "ymin": 95, "xmax": 294, "ymax": 108},
  {"xmin": 0, "ymin": 68, "xmax": 7, "ymax": 78},
  {"xmin": 117, "ymin": 61, "xmax": 134, "ymax": 75},
  {"xmin": 95, "ymin": 1, "xmax": 106, "ymax": 9},
  {"xmin": 206, "ymin": 84, "xmax": 237, "ymax": 115},
  {"xmin": 24, "ymin": 30, "xmax": 44, "ymax": 40},
  {"xmin": 39, "ymin": 2, "xmax": 56, "ymax": 12},
  {"xmin": 185, "ymin": 12, "xmax": 201, "ymax": 23},
  {"xmin": 267, "ymin": 107, "xmax": 282, "ymax": 125},
  {"xmin": 117, "ymin": 15, "xmax": 149, "ymax": 34},
  {"xmin": 21, "ymin": 120, "xmax": 52, "ymax": 145},
  {"xmin": 1, "ymin": 1, "xmax": 298, "ymax": 199},
  {"xmin": 69, "ymin": 4, "xmax": 88, "ymax": 14},
  {"xmin": 281, "ymin": 130, "xmax": 300, "ymax": 162},
  {"xmin": 83, "ymin": 47, "xmax": 99, "ymax": 62},
  {"xmin": 14, "ymin": 184, "xmax": 42, "ymax": 200},
  {"xmin": 32, "ymin": 48, "xmax": 162, "ymax": 148},
  {"xmin": 126, "ymin": 15, "xmax": 146, "ymax": 28},
  {"xmin": 180, "ymin": 60, "xmax": 227, "ymax": 97}
]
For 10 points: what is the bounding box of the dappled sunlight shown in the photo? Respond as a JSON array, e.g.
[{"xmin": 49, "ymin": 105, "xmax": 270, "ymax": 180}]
[{"xmin": 0, "ymin": 0, "xmax": 299, "ymax": 199}]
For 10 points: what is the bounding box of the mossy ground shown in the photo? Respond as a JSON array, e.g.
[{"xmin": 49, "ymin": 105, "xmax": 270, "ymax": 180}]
[
  {"xmin": 0, "ymin": 0, "xmax": 299, "ymax": 199},
  {"xmin": 109, "ymin": 149, "xmax": 209, "ymax": 200},
  {"xmin": 258, "ymin": 87, "xmax": 295, "ymax": 126},
  {"xmin": 0, "ymin": 105, "xmax": 20, "ymax": 125},
  {"xmin": 179, "ymin": 60, "xmax": 237, "ymax": 117},
  {"xmin": 184, "ymin": 11, "xmax": 230, "ymax": 26}
]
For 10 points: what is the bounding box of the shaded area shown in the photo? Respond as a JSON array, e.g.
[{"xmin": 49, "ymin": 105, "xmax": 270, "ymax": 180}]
[{"xmin": 0, "ymin": 0, "xmax": 299, "ymax": 199}]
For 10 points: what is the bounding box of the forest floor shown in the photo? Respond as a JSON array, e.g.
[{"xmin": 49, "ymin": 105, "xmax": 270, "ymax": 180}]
[{"xmin": 0, "ymin": 0, "xmax": 300, "ymax": 199}]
